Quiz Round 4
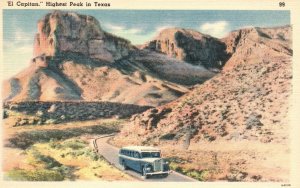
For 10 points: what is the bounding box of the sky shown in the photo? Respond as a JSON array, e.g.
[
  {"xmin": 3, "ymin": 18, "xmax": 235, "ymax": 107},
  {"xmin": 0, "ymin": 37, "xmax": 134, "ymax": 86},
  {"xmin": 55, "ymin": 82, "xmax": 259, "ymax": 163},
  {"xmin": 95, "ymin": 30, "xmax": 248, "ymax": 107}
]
[{"xmin": 2, "ymin": 10, "xmax": 290, "ymax": 79}]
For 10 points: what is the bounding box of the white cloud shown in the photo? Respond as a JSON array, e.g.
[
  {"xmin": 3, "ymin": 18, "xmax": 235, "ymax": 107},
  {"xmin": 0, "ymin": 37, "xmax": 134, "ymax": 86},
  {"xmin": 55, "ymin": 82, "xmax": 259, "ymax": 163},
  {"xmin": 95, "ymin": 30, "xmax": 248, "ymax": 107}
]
[
  {"xmin": 127, "ymin": 28, "xmax": 143, "ymax": 35},
  {"xmin": 199, "ymin": 21, "xmax": 229, "ymax": 38},
  {"xmin": 104, "ymin": 23, "xmax": 143, "ymax": 35},
  {"xmin": 14, "ymin": 29, "xmax": 32, "ymax": 43},
  {"xmin": 155, "ymin": 25, "xmax": 175, "ymax": 33},
  {"xmin": 104, "ymin": 23, "xmax": 125, "ymax": 31},
  {"xmin": 103, "ymin": 23, "xmax": 153, "ymax": 44}
]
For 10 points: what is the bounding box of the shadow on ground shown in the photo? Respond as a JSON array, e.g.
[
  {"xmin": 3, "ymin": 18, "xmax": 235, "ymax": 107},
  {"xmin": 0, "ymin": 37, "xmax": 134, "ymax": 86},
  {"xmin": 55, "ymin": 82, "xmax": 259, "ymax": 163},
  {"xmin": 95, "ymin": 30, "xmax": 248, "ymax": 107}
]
[{"xmin": 6, "ymin": 124, "xmax": 119, "ymax": 149}]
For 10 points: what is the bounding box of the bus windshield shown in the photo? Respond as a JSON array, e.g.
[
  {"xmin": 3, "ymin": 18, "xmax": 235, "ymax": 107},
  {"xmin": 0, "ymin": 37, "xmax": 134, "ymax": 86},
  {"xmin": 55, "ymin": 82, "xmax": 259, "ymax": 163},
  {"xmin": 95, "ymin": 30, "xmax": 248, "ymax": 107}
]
[{"xmin": 141, "ymin": 152, "xmax": 161, "ymax": 158}]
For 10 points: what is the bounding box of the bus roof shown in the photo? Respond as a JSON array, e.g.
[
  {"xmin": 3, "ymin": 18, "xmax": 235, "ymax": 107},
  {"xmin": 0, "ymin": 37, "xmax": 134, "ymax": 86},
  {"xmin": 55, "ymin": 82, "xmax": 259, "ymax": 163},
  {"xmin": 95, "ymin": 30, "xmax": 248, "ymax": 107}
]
[{"xmin": 121, "ymin": 146, "xmax": 160, "ymax": 152}]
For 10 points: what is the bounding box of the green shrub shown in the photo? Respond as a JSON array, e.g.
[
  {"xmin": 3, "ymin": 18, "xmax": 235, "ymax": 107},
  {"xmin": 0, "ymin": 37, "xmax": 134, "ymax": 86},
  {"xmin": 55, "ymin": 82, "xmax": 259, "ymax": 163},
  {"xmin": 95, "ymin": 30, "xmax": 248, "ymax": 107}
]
[
  {"xmin": 167, "ymin": 157, "xmax": 210, "ymax": 181},
  {"xmin": 58, "ymin": 139, "xmax": 98, "ymax": 160},
  {"xmin": 169, "ymin": 162, "xmax": 183, "ymax": 173},
  {"xmin": 51, "ymin": 166, "xmax": 73, "ymax": 180},
  {"xmin": 3, "ymin": 110, "xmax": 8, "ymax": 119},
  {"xmin": 28, "ymin": 149, "xmax": 62, "ymax": 169},
  {"xmin": 66, "ymin": 150, "xmax": 85, "ymax": 157},
  {"xmin": 62, "ymin": 139, "xmax": 87, "ymax": 150},
  {"xmin": 49, "ymin": 141, "xmax": 63, "ymax": 149},
  {"xmin": 186, "ymin": 169, "xmax": 209, "ymax": 181},
  {"xmin": 6, "ymin": 169, "xmax": 64, "ymax": 181},
  {"xmin": 84, "ymin": 150, "xmax": 100, "ymax": 161},
  {"xmin": 36, "ymin": 154, "xmax": 62, "ymax": 169},
  {"xmin": 159, "ymin": 133, "xmax": 176, "ymax": 140}
]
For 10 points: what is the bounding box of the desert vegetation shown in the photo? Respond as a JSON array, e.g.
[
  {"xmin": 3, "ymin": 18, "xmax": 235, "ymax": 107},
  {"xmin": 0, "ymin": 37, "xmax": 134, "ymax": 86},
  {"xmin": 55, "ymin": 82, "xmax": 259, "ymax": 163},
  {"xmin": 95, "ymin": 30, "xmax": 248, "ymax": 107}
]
[
  {"xmin": 5, "ymin": 138, "xmax": 133, "ymax": 181},
  {"xmin": 3, "ymin": 107, "xmax": 133, "ymax": 181}
]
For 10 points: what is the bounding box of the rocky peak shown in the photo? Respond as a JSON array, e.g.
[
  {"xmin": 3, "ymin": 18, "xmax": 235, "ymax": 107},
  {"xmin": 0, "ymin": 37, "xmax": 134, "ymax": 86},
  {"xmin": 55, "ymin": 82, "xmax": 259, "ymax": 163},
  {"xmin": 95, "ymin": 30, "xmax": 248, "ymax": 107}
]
[
  {"xmin": 222, "ymin": 26, "xmax": 291, "ymax": 54},
  {"xmin": 221, "ymin": 26, "xmax": 292, "ymax": 71},
  {"xmin": 34, "ymin": 10, "xmax": 134, "ymax": 62},
  {"xmin": 142, "ymin": 28, "xmax": 230, "ymax": 69}
]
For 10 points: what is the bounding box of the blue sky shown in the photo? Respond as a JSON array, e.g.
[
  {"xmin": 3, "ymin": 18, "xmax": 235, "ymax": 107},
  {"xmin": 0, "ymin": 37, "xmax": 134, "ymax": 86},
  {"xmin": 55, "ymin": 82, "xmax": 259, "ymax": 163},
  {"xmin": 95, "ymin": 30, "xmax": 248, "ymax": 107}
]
[{"xmin": 3, "ymin": 10, "xmax": 290, "ymax": 79}]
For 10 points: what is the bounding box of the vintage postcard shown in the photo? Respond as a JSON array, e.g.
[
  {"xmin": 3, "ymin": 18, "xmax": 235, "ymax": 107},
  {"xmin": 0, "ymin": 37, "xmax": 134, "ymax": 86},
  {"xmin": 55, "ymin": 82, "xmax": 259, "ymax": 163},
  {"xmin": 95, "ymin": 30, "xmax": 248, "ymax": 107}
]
[{"xmin": 0, "ymin": 0, "xmax": 299, "ymax": 187}]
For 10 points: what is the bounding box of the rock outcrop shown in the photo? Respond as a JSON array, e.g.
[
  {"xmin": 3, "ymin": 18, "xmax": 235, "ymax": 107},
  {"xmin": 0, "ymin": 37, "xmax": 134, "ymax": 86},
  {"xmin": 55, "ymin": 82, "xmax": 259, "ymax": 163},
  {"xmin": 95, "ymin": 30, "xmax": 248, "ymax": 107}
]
[
  {"xmin": 3, "ymin": 101, "xmax": 151, "ymax": 125},
  {"xmin": 222, "ymin": 26, "xmax": 292, "ymax": 71},
  {"xmin": 32, "ymin": 54, "xmax": 49, "ymax": 68},
  {"xmin": 141, "ymin": 28, "xmax": 230, "ymax": 69},
  {"xmin": 33, "ymin": 11, "xmax": 134, "ymax": 62}
]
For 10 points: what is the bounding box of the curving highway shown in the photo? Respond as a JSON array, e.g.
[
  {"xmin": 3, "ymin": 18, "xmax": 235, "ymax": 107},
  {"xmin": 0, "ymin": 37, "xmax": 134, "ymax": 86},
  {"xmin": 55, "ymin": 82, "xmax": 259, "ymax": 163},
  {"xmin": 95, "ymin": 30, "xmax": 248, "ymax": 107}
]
[{"xmin": 93, "ymin": 135, "xmax": 197, "ymax": 182}]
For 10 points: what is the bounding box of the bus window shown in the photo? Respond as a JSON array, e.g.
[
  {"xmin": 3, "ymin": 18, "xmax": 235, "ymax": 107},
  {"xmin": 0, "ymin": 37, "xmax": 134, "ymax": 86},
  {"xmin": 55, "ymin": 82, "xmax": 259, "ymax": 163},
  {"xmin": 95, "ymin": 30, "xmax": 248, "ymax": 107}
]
[{"xmin": 134, "ymin": 152, "xmax": 140, "ymax": 158}]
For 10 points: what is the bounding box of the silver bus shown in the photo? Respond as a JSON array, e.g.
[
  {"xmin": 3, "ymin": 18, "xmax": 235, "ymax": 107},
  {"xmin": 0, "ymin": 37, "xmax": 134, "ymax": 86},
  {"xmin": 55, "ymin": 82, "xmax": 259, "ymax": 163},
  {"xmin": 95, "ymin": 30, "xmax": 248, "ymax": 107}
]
[{"xmin": 118, "ymin": 146, "xmax": 170, "ymax": 179}]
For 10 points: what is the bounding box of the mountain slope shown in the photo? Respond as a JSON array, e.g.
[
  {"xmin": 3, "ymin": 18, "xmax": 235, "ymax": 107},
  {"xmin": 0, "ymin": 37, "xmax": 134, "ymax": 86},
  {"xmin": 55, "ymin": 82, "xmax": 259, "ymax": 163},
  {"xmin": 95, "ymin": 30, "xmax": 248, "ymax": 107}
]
[
  {"xmin": 114, "ymin": 25, "xmax": 292, "ymax": 145},
  {"xmin": 112, "ymin": 26, "xmax": 292, "ymax": 181},
  {"xmin": 222, "ymin": 26, "xmax": 292, "ymax": 71},
  {"xmin": 2, "ymin": 11, "xmax": 217, "ymax": 106}
]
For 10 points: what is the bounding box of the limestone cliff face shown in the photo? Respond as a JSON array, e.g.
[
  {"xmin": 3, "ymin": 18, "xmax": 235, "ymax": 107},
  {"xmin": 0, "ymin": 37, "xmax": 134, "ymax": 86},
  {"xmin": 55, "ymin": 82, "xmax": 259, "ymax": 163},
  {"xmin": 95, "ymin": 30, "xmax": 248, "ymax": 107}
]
[
  {"xmin": 33, "ymin": 11, "xmax": 134, "ymax": 62},
  {"xmin": 142, "ymin": 28, "xmax": 230, "ymax": 69}
]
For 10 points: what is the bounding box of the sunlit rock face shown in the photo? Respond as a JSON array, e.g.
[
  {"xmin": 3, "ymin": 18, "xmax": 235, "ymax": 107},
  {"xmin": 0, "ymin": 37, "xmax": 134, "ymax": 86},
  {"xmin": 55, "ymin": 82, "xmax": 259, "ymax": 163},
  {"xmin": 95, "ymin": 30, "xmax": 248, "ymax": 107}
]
[
  {"xmin": 141, "ymin": 28, "xmax": 230, "ymax": 69},
  {"xmin": 33, "ymin": 10, "xmax": 134, "ymax": 62}
]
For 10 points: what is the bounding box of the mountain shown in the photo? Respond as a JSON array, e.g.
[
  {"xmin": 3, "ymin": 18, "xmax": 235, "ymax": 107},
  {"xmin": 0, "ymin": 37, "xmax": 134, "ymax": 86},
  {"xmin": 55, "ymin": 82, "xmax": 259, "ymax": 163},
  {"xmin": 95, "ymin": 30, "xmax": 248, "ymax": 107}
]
[
  {"xmin": 3, "ymin": 11, "xmax": 218, "ymax": 106},
  {"xmin": 222, "ymin": 26, "xmax": 292, "ymax": 71},
  {"xmin": 33, "ymin": 11, "xmax": 134, "ymax": 62},
  {"xmin": 111, "ymin": 26, "xmax": 292, "ymax": 181},
  {"xmin": 140, "ymin": 28, "xmax": 230, "ymax": 69},
  {"xmin": 113, "ymin": 25, "xmax": 292, "ymax": 147}
]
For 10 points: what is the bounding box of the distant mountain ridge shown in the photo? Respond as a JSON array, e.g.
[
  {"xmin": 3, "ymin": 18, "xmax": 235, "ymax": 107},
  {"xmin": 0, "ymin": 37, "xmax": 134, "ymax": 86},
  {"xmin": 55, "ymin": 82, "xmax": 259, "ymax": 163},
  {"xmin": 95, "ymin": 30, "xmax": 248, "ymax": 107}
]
[
  {"xmin": 2, "ymin": 11, "xmax": 292, "ymax": 111},
  {"xmin": 3, "ymin": 11, "xmax": 221, "ymax": 106}
]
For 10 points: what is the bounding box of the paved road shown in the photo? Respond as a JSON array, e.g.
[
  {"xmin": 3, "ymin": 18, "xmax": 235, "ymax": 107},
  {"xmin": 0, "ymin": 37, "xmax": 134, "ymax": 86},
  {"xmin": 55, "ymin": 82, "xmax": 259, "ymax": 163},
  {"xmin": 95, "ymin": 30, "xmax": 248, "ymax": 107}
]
[{"xmin": 94, "ymin": 135, "xmax": 197, "ymax": 182}]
